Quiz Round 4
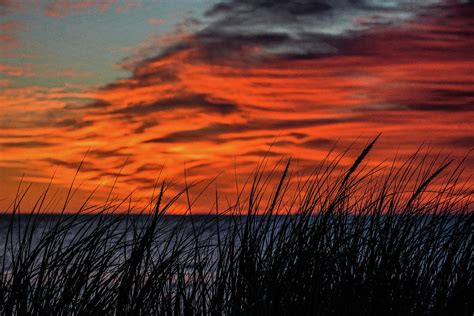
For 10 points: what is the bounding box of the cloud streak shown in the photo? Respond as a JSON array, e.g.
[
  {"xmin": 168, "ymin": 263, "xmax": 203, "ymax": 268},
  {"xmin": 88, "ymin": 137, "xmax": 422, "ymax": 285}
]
[
  {"xmin": 44, "ymin": 0, "xmax": 135, "ymax": 18},
  {"xmin": 0, "ymin": 20, "xmax": 23, "ymax": 53}
]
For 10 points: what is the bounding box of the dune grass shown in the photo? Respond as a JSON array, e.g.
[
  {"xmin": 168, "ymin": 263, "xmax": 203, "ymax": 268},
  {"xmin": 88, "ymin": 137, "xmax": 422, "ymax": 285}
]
[{"xmin": 0, "ymin": 139, "xmax": 472, "ymax": 315}]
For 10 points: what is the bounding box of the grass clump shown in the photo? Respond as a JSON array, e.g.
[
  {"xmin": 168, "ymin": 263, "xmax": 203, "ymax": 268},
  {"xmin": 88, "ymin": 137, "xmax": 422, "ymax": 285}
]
[{"xmin": 0, "ymin": 139, "xmax": 472, "ymax": 315}]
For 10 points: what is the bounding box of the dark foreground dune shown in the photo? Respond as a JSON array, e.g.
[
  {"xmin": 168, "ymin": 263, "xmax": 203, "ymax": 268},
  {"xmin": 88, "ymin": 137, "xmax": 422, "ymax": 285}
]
[{"xmin": 1, "ymin": 139, "xmax": 472, "ymax": 315}]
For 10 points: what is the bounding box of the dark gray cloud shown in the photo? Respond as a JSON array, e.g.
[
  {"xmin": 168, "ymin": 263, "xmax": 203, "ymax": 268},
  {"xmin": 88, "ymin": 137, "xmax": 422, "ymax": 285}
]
[
  {"xmin": 135, "ymin": 163, "xmax": 164, "ymax": 173},
  {"xmin": 225, "ymin": 132, "xmax": 308, "ymax": 143},
  {"xmin": 206, "ymin": 0, "xmax": 332, "ymax": 17},
  {"xmin": 54, "ymin": 118, "xmax": 93, "ymax": 130},
  {"xmin": 78, "ymin": 99, "xmax": 111, "ymax": 109},
  {"xmin": 186, "ymin": 162, "xmax": 216, "ymax": 172},
  {"xmin": 300, "ymin": 138, "xmax": 335, "ymax": 148},
  {"xmin": 266, "ymin": 137, "xmax": 336, "ymax": 149},
  {"xmin": 119, "ymin": 0, "xmax": 439, "ymax": 76},
  {"xmin": 445, "ymin": 136, "xmax": 474, "ymax": 149},
  {"xmin": 0, "ymin": 105, "xmax": 94, "ymax": 132},
  {"xmin": 134, "ymin": 119, "xmax": 159, "ymax": 134},
  {"xmin": 43, "ymin": 158, "xmax": 101, "ymax": 173},
  {"xmin": 245, "ymin": 150, "xmax": 282, "ymax": 157},
  {"xmin": 402, "ymin": 102, "xmax": 472, "ymax": 112},
  {"xmin": 126, "ymin": 176, "xmax": 156, "ymax": 185},
  {"xmin": 0, "ymin": 0, "xmax": 13, "ymax": 15},
  {"xmin": 190, "ymin": 0, "xmax": 440, "ymax": 62},
  {"xmin": 88, "ymin": 148, "xmax": 131, "ymax": 159},
  {"xmin": 0, "ymin": 141, "xmax": 53, "ymax": 148},
  {"xmin": 268, "ymin": 140, "xmax": 296, "ymax": 147},
  {"xmin": 144, "ymin": 117, "xmax": 357, "ymax": 144},
  {"xmin": 389, "ymin": 88, "xmax": 474, "ymax": 112},
  {"xmin": 0, "ymin": 133, "xmax": 47, "ymax": 139},
  {"xmin": 111, "ymin": 93, "xmax": 238, "ymax": 117}
]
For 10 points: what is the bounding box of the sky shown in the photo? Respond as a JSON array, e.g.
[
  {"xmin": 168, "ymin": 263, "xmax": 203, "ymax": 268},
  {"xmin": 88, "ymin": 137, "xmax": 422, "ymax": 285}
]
[{"xmin": 0, "ymin": 0, "xmax": 472, "ymax": 212}]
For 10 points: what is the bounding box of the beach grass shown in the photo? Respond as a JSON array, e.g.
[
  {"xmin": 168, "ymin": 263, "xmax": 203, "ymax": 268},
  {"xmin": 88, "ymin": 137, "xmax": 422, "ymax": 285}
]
[{"xmin": 1, "ymin": 138, "xmax": 472, "ymax": 315}]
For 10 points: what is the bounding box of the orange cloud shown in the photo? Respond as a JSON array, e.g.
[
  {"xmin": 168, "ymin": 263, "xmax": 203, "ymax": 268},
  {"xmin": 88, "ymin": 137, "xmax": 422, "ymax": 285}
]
[
  {"xmin": 1, "ymin": 2, "xmax": 472, "ymax": 212},
  {"xmin": 0, "ymin": 63, "xmax": 36, "ymax": 76}
]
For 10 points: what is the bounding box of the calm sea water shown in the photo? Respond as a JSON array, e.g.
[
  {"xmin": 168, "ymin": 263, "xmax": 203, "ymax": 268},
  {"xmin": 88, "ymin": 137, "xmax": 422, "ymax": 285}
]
[
  {"xmin": 0, "ymin": 214, "xmax": 465, "ymax": 269},
  {"xmin": 0, "ymin": 214, "xmax": 222, "ymax": 248},
  {"xmin": 0, "ymin": 214, "xmax": 251, "ymax": 268}
]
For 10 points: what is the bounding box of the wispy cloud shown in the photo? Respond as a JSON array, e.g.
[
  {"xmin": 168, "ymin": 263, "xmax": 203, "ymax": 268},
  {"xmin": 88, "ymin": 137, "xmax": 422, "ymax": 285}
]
[
  {"xmin": 0, "ymin": 20, "xmax": 23, "ymax": 53},
  {"xmin": 0, "ymin": 141, "xmax": 54, "ymax": 148},
  {"xmin": 147, "ymin": 17, "xmax": 165, "ymax": 26},
  {"xmin": 0, "ymin": 0, "xmax": 143, "ymax": 18},
  {"xmin": 0, "ymin": 0, "xmax": 15, "ymax": 16},
  {"xmin": 45, "ymin": 0, "xmax": 116, "ymax": 18},
  {"xmin": 0, "ymin": 63, "xmax": 35, "ymax": 77}
]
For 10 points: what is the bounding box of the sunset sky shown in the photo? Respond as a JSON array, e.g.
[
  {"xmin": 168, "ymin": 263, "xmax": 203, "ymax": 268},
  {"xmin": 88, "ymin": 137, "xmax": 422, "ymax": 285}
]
[{"xmin": 0, "ymin": 0, "xmax": 472, "ymax": 212}]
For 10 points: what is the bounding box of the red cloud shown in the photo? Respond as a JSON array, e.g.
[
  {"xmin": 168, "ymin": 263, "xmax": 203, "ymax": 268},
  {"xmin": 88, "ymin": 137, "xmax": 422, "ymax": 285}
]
[{"xmin": 0, "ymin": 20, "xmax": 23, "ymax": 53}]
